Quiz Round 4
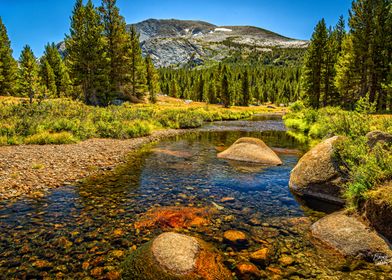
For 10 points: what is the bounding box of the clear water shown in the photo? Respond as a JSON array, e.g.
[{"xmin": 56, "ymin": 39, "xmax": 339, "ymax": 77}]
[{"xmin": 0, "ymin": 117, "xmax": 390, "ymax": 279}]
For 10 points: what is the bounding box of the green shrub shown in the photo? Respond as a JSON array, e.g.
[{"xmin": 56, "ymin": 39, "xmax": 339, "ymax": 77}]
[
  {"xmin": 335, "ymin": 137, "xmax": 392, "ymax": 207},
  {"xmin": 289, "ymin": 100, "xmax": 305, "ymax": 112},
  {"xmin": 123, "ymin": 121, "xmax": 153, "ymax": 138},
  {"xmin": 25, "ymin": 132, "xmax": 78, "ymax": 145}
]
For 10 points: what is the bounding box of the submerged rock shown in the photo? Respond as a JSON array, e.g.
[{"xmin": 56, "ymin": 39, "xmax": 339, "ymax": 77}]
[
  {"xmin": 249, "ymin": 248, "xmax": 270, "ymax": 266},
  {"xmin": 134, "ymin": 206, "xmax": 214, "ymax": 229},
  {"xmin": 235, "ymin": 262, "xmax": 263, "ymax": 280},
  {"xmin": 122, "ymin": 232, "xmax": 232, "ymax": 280},
  {"xmin": 289, "ymin": 136, "xmax": 345, "ymax": 205},
  {"xmin": 311, "ymin": 212, "xmax": 392, "ymax": 264},
  {"xmin": 217, "ymin": 137, "xmax": 282, "ymax": 165},
  {"xmin": 223, "ymin": 230, "xmax": 248, "ymax": 247}
]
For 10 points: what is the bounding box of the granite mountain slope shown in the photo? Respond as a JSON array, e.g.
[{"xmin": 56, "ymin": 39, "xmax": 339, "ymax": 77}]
[{"xmin": 58, "ymin": 18, "xmax": 308, "ymax": 67}]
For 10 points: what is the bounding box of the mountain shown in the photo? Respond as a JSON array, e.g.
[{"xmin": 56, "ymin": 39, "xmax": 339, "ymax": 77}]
[
  {"xmin": 58, "ymin": 19, "xmax": 308, "ymax": 68},
  {"xmin": 129, "ymin": 19, "xmax": 308, "ymax": 67}
]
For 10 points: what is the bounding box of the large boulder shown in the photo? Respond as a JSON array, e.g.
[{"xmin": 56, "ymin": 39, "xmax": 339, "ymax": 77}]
[
  {"xmin": 311, "ymin": 212, "xmax": 392, "ymax": 264},
  {"xmin": 366, "ymin": 130, "xmax": 392, "ymax": 148},
  {"xmin": 217, "ymin": 137, "xmax": 282, "ymax": 165},
  {"xmin": 362, "ymin": 181, "xmax": 392, "ymax": 243},
  {"xmin": 122, "ymin": 232, "xmax": 232, "ymax": 280},
  {"xmin": 289, "ymin": 136, "xmax": 345, "ymax": 205}
]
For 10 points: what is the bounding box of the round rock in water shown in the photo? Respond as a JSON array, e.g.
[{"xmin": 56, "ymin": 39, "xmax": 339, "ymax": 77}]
[
  {"xmin": 152, "ymin": 232, "xmax": 199, "ymax": 274},
  {"xmin": 122, "ymin": 232, "xmax": 232, "ymax": 280},
  {"xmin": 217, "ymin": 137, "xmax": 282, "ymax": 165}
]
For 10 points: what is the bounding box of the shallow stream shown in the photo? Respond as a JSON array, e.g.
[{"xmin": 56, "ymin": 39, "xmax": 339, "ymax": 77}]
[{"xmin": 0, "ymin": 115, "xmax": 390, "ymax": 279}]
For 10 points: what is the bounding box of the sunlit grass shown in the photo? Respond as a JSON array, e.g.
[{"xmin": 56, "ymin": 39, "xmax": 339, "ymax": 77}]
[{"xmin": 0, "ymin": 96, "xmax": 282, "ymax": 145}]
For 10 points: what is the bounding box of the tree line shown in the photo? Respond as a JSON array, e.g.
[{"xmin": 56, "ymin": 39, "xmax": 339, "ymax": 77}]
[
  {"xmin": 0, "ymin": 0, "xmax": 390, "ymax": 111},
  {"xmin": 0, "ymin": 0, "xmax": 159, "ymax": 105},
  {"xmin": 302, "ymin": 0, "xmax": 391, "ymax": 111},
  {"xmin": 160, "ymin": 61, "xmax": 302, "ymax": 107}
]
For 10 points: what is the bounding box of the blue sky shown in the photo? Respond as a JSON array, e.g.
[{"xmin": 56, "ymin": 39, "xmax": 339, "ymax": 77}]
[{"xmin": 1, "ymin": 0, "xmax": 352, "ymax": 58}]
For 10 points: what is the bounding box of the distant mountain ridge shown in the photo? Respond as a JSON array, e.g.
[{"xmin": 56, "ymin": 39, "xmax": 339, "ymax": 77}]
[
  {"xmin": 58, "ymin": 19, "xmax": 308, "ymax": 67},
  {"xmin": 129, "ymin": 19, "xmax": 308, "ymax": 67}
]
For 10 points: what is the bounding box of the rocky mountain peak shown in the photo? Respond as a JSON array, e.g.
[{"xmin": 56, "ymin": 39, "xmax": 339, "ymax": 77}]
[{"xmin": 129, "ymin": 19, "xmax": 308, "ymax": 67}]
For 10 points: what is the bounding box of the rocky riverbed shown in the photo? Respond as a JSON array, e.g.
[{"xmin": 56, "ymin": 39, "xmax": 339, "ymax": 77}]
[
  {"xmin": 1, "ymin": 117, "xmax": 391, "ymax": 279},
  {"xmin": 0, "ymin": 129, "xmax": 190, "ymax": 201}
]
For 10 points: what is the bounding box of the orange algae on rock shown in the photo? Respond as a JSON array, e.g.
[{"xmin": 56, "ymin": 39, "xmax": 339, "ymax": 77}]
[{"xmin": 134, "ymin": 206, "xmax": 215, "ymax": 229}]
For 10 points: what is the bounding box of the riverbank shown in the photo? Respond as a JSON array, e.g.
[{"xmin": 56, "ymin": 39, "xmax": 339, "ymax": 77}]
[
  {"xmin": 0, "ymin": 96, "xmax": 286, "ymax": 201},
  {"xmin": 0, "ymin": 129, "xmax": 192, "ymax": 201}
]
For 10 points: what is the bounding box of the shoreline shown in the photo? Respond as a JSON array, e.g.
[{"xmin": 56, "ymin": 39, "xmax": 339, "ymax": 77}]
[{"xmin": 0, "ymin": 128, "xmax": 191, "ymax": 202}]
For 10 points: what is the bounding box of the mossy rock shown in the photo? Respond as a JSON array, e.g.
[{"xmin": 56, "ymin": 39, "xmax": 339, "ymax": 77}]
[{"xmin": 122, "ymin": 232, "xmax": 232, "ymax": 280}]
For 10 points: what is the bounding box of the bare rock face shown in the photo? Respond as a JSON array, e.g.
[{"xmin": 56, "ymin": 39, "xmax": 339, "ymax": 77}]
[
  {"xmin": 289, "ymin": 136, "xmax": 345, "ymax": 205},
  {"xmin": 131, "ymin": 19, "xmax": 308, "ymax": 67},
  {"xmin": 217, "ymin": 137, "xmax": 282, "ymax": 165},
  {"xmin": 122, "ymin": 232, "xmax": 232, "ymax": 280},
  {"xmin": 311, "ymin": 212, "xmax": 392, "ymax": 264}
]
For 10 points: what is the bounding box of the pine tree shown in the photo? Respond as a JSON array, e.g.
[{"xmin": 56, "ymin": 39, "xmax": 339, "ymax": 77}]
[
  {"xmin": 301, "ymin": 19, "xmax": 328, "ymax": 108},
  {"xmin": 322, "ymin": 27, "xmax": 338, "ymax": 106},
  {"xmin": 100, "ymin": 0, "xmax": 131, "ymax": 94},
  {"xmin": 347, "ymin": 0, "xmax": 390, "ymax": 109},
  {"xmin": 42, "ymin": 43, "xmax": 71, "ymax": 97},
  {"xmin": 40, "ymin": 59, "xmax": 57, "ymax": 97},
  {"xmin": 0, "ymin": 17, "xmax": 18, "ymax": 96},
  {"xmin": 241, "ymin": 69, "xmax": 251, "ymax": 106},
  {"xmin": 196, "ymin": 75, "xmax": 205, "ymax": 101},
  {"xmin": 335, "ymin": 35, "xmax": 361, "ymax": 109},
  {"xmin": 65, "ymin": 0, "xmax": 109, "ymax": 105},
  {"xmin": 170, "ymin": 79, "xmax": 179, "ymax": 98},
  {"xmin": 128, "ymin": 25, "xmax": 147, "ymax": 100},
  {"xmin": 145, "ymin": 55, "xmax": 159, "ymax": 103},
  {"xmin": 335, "ymin": 15, "xmax": 346, "ymax": 53},
  {"xmin": 220, "ymin": 66, "xmax": 231, "ymax": 108},
  {"xmin": 19, "ymin": 45, "xmax": 41, "ymax": 103}
]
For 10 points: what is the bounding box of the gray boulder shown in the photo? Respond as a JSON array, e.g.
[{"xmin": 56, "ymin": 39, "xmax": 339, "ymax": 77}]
[
  {"xmin": 311, "ymin": 212, "xmax": 392, "ymax": 264},
  {"xmin": 289, "ymin": 136, "xmax": 345, "ymax": 205}
]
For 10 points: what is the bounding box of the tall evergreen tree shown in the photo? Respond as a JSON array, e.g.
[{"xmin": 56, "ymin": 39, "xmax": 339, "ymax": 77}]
[
  {"xmin": 0, "ymin": 17, "xmax": 18, "ymax": 96},
  {"xmin": 335, "ymin": 15, "xmax": 346, "ymax": 53},
  {"xmin": 145, "ymin": 55, "xmax": 159, "ymax": 103},
  {"xmin": 335, "ymin": 35, "xmax": 361, "ymax": 108},
  {"xmin": 41, "ymin": 43, "xmax": 71, "ymax": 97},
  {"xmin": 128, "ymin": 25, "xmax": 147, "ymax": 100},
  {"xmin": 197, "ymin": 75, "xmax": 205, "ymax": 102},
  {"xmin": 347, "ymin": 0, "xmax": 391, "ymax": 109},
  {"xmin": 100, "ymin": 0, "xmax": 131, "ymax": 94},
  {"xmin": 301, "ymin": 19, "xmax": 328, "ymax": 108},
  {"xmin": 65, "ymin": 0, "xmax": 109, "ymax": 105},
  {"xmin": 220, "ymin": 66, "xmax": 231, "ymax": 108},
  {"xmin": 241, "ymin": 69, "xmax": 251, "ymax": 106},
  {"xmin": 39, "ymin": 59, "xmax": 57, "ymax": 97},
  {"xmin": 19, "ymin": 45, "xmax": 41, "ymax": 103}
]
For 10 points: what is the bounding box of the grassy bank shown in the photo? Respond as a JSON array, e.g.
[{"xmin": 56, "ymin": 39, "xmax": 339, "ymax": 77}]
[
  {"xmin": 283, "ymin": 102, "xmax": 392, "ymax": 208},
  {"xmin": 0, "ymin": 96, "xmax": 278, "ymax": 145}
]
